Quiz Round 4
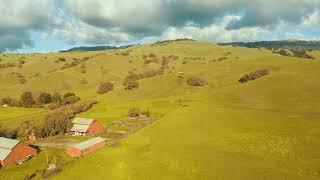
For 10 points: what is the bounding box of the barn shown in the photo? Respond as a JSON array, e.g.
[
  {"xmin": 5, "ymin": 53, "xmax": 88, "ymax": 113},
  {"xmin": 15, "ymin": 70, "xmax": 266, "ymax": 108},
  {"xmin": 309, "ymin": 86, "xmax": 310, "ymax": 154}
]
[
  {"xmin": 69, "ymin": 118, "xmax": 104, "ymax": 136},
  {"xmin": 0, "ymin": 137, "xmax": 37, "ymax": 167},
  {"xmin": 66, "ymin": 137, "xmax": 106, "ymax": 157}
]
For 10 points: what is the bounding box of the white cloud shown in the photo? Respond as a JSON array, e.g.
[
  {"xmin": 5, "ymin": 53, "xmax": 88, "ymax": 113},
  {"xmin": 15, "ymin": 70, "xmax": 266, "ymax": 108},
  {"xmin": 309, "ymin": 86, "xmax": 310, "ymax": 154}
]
[
  {"xmin": 0, "ymin": 0, "xmax": 55, "ymax": 51},
  {"xmin": 53, "ymin": 20, "xmax": 134, "ymax": 45},
  {"xmin": 160, "ymin": 15, "xmax": 271, "ymax": 43},
  {"xmin": 301, "ymin": 11, "xmax": 320, "ymax": 28}
]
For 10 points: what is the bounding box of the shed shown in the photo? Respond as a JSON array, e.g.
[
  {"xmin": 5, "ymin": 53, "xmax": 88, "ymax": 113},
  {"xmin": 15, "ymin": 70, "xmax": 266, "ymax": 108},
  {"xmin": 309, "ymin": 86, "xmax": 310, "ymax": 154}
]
[
  {"xmin": 69, "ymin": 118, "xmax": 104, "ymax": 136},
  {"xmin": 66, "ymin": 137, "xmax": 106, "ymax": 157},
  {"xmin": 0, "ymin": 137, "xmax": 37, "ymax": 167}
]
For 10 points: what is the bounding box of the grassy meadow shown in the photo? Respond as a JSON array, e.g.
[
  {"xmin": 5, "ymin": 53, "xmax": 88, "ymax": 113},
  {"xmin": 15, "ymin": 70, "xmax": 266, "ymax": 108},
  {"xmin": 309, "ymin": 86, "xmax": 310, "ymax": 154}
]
[{"xmin": 0, "ymin": 40, "xmax": 320, "ymax": 179}]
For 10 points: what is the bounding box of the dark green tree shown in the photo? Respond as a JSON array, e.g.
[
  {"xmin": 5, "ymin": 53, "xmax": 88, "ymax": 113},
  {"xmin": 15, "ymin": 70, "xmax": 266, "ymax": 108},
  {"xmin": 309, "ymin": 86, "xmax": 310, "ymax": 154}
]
[{"xmin": 21, "ymin": 91, "xmax": 35, "ymax": 108}]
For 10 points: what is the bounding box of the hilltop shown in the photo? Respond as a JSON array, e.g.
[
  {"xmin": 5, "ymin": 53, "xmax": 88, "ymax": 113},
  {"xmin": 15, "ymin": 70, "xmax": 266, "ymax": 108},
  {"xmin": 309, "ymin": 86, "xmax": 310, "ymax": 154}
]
[
  {"xmin": 0, "ymin": 40, "xmax": 320, "ymax": 179},
  {"xmin": 59, "ymin": 44, "xmax": 136, "ymax": 52}
]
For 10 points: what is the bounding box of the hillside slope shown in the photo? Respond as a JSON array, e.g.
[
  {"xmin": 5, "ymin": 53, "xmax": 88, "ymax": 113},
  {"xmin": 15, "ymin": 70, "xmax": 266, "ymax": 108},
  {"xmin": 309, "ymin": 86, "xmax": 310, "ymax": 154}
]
[{"xmin": 1, "ymin": 40, "xmax": 320, "ymax": 179}]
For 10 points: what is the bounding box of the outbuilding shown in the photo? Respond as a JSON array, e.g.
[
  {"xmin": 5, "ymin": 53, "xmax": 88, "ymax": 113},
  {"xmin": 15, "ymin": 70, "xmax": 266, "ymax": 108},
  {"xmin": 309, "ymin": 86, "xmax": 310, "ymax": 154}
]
[
  {"xmin": 0, "ymin": 137, "xmax": 37, "ymax": 167},
  {"xmin": 69, "ymin": 118, "xmax": 104, "ymax": 136},
  {"xmin": 66, "ymin": 137, "xmax": 106, "ymax": 157}
]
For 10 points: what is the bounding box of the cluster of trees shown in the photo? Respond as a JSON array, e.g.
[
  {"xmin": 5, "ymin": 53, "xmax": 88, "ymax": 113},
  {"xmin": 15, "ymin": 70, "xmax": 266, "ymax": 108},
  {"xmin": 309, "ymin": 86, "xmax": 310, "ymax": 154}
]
[
  {"xmin": 115, "ymin": 50, "xmax": 132, "ymax": 56},
  {"xmin": 186, "ymin": 76, "xmax": 207, "ymax": 86},
  {"xmin": 0, "ymin": 92, "xmax": 81, "ymax": 108},
  {"xmin": 218, "ymin": 40, "xmax": 320, "ymax": 50},
  {"xmin": 143, "ymin": 53, "xmax": 159, "ymax": 64},
  {"xmin": 290, "ymin": 49, "xmax": 314, "ymax": 59},
  {"xmin": 273, "ymin": 49, "xmax": 314, "ymax": 59},
  {"xmin": 142, "ymin": 69, "xmax": 164, "ymax": 78},
  {"xmin": 123, "ymin": 54, "xmax": 179, "ymax": 90},
  {"xmin": 0, "ymin": 62, "xmax": 16, "ymax": 69},
  {"xmin": 0, "ymin": 99, "xmax": 97, "ymax": 139},
  {"xmin": 123, "ymin": 68, "xmax": 166, "ymax": 90},
  {"xmin": 0, "ymin": 127, "xmax": 18, "ymax": 139},
  {"xmin": 60, "ymin": 56, "xmax": 92, "ymax": 70},
  {"xmin": 239, "ymin": 69, "xmax": 269, "ymax": 83},
  {"xmin": 128, "ymin": 107, "xmax": 150, "ymax": 118},
  {"xmin": 97, "ymin": 82, "xmax": 114, "ymax": 94},
  {"xmin": 34, "ymin": 99, "xmax": 97, "ymax": 138}
]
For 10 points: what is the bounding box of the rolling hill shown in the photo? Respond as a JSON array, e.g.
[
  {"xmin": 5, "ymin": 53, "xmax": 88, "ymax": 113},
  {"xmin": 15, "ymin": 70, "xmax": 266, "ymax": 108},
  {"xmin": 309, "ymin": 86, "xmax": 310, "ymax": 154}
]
[
  {"xmin": 1, "ymin": 40, "xmax": 320, "ymax": 180},
  {"xmin": 219, "ymin": 40, "xmax": 320, "ymax": 50}
]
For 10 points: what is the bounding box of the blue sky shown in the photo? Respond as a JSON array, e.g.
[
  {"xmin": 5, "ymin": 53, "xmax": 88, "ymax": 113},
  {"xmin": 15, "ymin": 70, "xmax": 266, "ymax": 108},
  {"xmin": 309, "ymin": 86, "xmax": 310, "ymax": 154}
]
[{"xmin": 0, "ymin": 0, "xmax": 319, "ymax": 53}]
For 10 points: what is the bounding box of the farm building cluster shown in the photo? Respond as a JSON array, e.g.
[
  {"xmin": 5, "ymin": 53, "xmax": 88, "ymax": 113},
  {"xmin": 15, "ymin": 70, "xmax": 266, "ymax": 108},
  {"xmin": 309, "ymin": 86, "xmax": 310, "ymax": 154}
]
[
  {"xmin": 0, "ymin": 137, "xmax": 37, "ymax": 168},
  {"xmin": 0, "ymin": 114, "xmax": 152, "ymax": 168}
]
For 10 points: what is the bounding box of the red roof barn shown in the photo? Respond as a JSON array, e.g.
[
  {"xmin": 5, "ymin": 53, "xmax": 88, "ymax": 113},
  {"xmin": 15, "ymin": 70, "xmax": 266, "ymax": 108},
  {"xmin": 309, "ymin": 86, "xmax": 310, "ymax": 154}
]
[
  {"xmin": 66, "ymin": 137, "xmax": 106, "ymax": 158},
  {"xmin": 0, "ymin": 137, "xmax": 37, "ymax": 168},
  {"xmin": 69, "ymin": 118, "xmax": 104, "ymax": 136}
]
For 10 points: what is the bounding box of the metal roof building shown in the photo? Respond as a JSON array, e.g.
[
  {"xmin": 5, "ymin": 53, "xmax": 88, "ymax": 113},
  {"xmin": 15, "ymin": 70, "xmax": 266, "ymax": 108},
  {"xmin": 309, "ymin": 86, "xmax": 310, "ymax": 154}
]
[
  {"xmin": 66, "ymin": 137, "xmax": 106, "ymax": 157},
  {"xmin": 0, "ymin": 137, "xmax": 20, "ymax": 161},
  {"xmin": 69, "ymin": 118, "xmax": 104, "ymax": 136},
  {"xmin": 73, "ymin": 118, "xmax": 94, "ymax": 125},
  {"xmin": 0, "ymin": 137, "xmax": 37, "ymax": 167}
]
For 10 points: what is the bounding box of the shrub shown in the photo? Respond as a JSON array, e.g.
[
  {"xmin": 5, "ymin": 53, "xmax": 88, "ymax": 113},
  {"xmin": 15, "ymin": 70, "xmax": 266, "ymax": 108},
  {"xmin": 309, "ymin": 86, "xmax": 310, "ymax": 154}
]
[
  {"xmin": 63, "ymin": 92, "xmax": 75, "ymax": 99},
  {"xmin": 51, "ymin": 93, "xmax": 62, "ymax": 105},
  {"xmin": 142, "ymin": 69, "xmax": 162, "ymax": 78},
  {"xmin": 17, "ymin": 121, "xmax": 33, "ymax": 138},
  {"xmin": 80, "ymin": 69, "xmax": 86, "ymax": 74},
  {"xmin": 128, "ymin": 107, "xmax": 141, "ymax": 117},
  {"xmin": 0, "ymin": 127, "xmax": 17, "ymax": 139},
  {"xmin": 19, "ymin": 59, "xmax": 26, "ymax": 64},
  {"xmin": 168, "ymin": 55, "xmax": 179, "ymax": 60},
  {"xmin": 217, "ymin": 57, "xmax": 228, "ymax": 61},
  {"xmin": 239, "ymin": 69, "xmax": 269, "ymax": 83},
  {"xmin": 278, "ymin": 49, "xmax": 289, "ymax": 56},
  {"xmin": 63, "ymin": 96, "xmax": 80, "ymax": 105},
  {"xmin": 61, "ymin": 92, "xmax": 81, "ymax": 105},
  {"xmin": 48, "ymin": 103, "xmax": 59, "ymax": 110},
  {"xmin": 97, "ymin": 82, "xmax": 114, "ymax": 94},
  {"xmin": 144, "ymin": 58, "xmax": 159, "ymax": 64},
  {"xmin": 149, "ymin": 53, "xmax": 156, "ymax": 58},
  {"xmin": 186, "ymin": 76, "xmax": 207, "ymax": 86},
  {"xmin": 58, "ymin": 57, "xmax": 66, "ymax": 62},
  {"xmin": 141, "ymin": 110, "xmax": 150, "ymax": 117},
  {"xmin": 38, "ymin": 93, "xmax": 52, "ymax": 105},
  {"xmin": 124, "ymin": 80, "xmax": 139, "ymax": 90},
  {"xmin": 123, "ymin": 72, "xmax": 141, "ymax": 90},
  {"xmin": 120, "ymin": 51, "xmax": 130, "ymax": 56}
]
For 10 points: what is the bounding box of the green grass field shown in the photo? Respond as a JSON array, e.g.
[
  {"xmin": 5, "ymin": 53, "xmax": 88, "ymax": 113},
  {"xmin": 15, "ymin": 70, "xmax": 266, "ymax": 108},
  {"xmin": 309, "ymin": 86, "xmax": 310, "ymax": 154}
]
[{"xmin": 1, "ymin": 40, "xmax": 320, "ymax": 179}]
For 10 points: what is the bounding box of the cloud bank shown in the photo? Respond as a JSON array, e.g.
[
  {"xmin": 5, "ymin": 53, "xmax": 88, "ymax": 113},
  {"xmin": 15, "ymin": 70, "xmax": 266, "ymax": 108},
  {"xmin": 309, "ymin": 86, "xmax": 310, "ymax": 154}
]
[{"xmin": 0, "ymin": 0, "xmax": 319, "ymax": 51}]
